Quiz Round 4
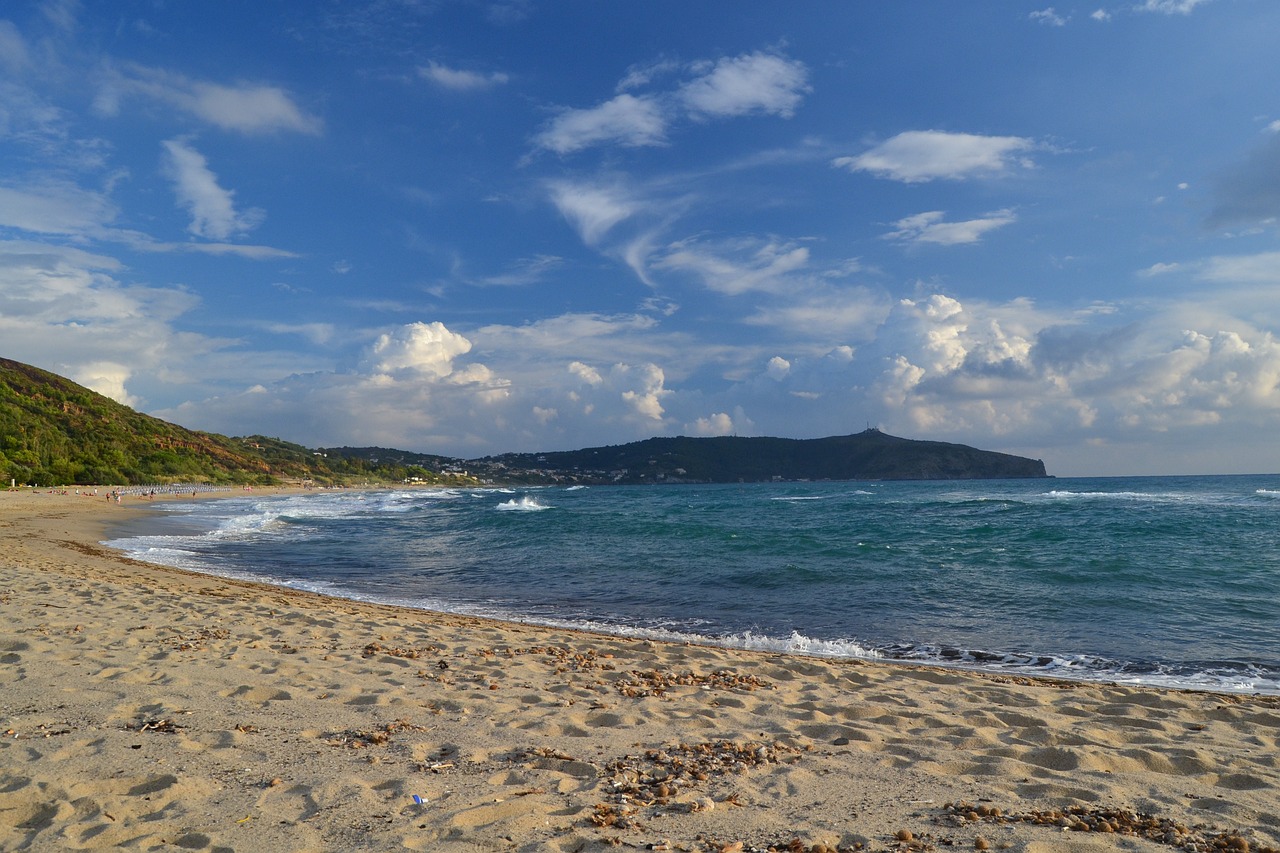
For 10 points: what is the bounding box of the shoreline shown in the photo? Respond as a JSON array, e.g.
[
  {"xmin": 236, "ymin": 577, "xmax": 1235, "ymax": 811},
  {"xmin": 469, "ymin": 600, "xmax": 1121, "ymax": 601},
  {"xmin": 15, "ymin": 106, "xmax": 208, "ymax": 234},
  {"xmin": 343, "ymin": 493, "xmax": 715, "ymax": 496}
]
[
  {"xmin": 98, "ymin": 485, "xmax": 1280, "ymax": 700},
  {"xmin": 2, "ymin": 490, "xmax": 1278, "ymax": 851}
]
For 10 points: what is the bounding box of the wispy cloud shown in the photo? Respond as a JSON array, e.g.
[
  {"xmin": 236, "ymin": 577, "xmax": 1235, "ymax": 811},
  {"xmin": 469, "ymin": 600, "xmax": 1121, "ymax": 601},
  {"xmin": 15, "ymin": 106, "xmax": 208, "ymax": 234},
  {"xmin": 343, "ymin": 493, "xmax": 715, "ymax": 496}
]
[
  {"xmin": 1030, "ymin": 8, "xmax": 1069, "ymax": 26},
  {"xmin": 833, "ymin": 131, "xmax": 1036, "ymax": 183},
  {"xmin": 161, "ymin": 139, "xmax": 263, "ymax": 240},
  {"xmin": 655, "ymin": 236, "xmax": 810, "ymax": 295},
  {"xmin": 882, "ymin": 209, "xmax": 1017, "ymax": 246},
  {"xmin": 480, "ymin": 254, "xmax": 564, "ymax": 287},
  {"xmin": 418, "ymin": 61, "xmax": 509, "ymax": 92},
  {"xmin": 96, "ymin": 64, "xmax": 322, "ymax": 135},
  {"xmin": 547, "ymin": 181, "xmax": 639, "ymax": 245},
  {"xmin": 534, "ymin": 50, "xmax": 809, "ymax": 155},
  {"xmin": 535, "ymin": 94, "xmax": 667, "ymax": 154},
  {"xmin": 0, "ymin": 181, "xmax": 117, "ymax": 235},
  {"xmin": 1136, "ymin": 0, "xmax": 1213, "ymax": 13}
]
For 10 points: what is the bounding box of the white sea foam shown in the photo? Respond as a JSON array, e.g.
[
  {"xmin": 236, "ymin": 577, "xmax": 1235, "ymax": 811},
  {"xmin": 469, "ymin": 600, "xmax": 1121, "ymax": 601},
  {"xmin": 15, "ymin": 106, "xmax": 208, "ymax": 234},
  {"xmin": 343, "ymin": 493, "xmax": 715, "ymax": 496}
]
[{"xmin": 496, "ymin": 495, "xmax": 550, "ymax": 512}]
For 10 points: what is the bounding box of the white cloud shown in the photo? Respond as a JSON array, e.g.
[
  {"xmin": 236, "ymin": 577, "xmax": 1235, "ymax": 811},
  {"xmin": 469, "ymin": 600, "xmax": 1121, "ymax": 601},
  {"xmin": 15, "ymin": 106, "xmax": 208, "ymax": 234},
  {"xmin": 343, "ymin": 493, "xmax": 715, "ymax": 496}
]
[
  {"xmin": 0, "ymin": 181, "xmax": 117, "ymax": 236},
  {"xmin": 1136, "ymin": 0, "xmax": 1212, "ymax": 13},
  {"xmin": 617, "ymin": 58, "xmax": 680, "ymax": 92},
  {"xmin": 547, "ymin": 181, "xmax": 637, "ymax": 245},
  {"xmin": 744, "ymin": 286, "xmax": 891, "ymax": 340},
  {"xmin": 655, "ymin": 236, "xmax": 810, "ymax": 295},
  {"xmin": 766, "ymin": 356, "xmax": 791, "ymax": 380},
  {"xmin": 418, "ymin": 61, "xmax": 509, "ymax": 91},
  {"xmin": 69, "ymin": 361, "xmax": 139, "ymax": 408},
  {"xmin": 0, "ymin": 240, "xmax": 238, "ymax": 409},
  {"xmin": 366, "ymin": 321, "xmax": 475, "ymax": 378},
  {"xmin": 96, "ymin": 65, "xmax": 322, "ymax": 135},
  {"xmin": 882, "ymin": 209, "xmax": 1017, "ymax": 246},
  {"xmin": 534, "ymin": 49, "xmax": 809, "ymax": 155},
  {"xmin": 1139, "ymin": 261, "xmax": 1181, "ymax": 277},
  {"xmin": 161, "ymin": 139, "xmax": 264, "ymax": 240},
  {"xmin": 261, "ymin": 322, "xmax": 336, "ymax": 345},
  {"xmin": 480, "ymin": 254, "xmax": 564, "ymax": 287},
  {"xmin": 1195, "ymin": 251, "xmax": 1280, "ymax": 284},
  {"xmin": 569, "ymin": 361, "xmax": 603, "ymax": 385},
  {"xmin": 534, "ymin": 93, "xmax": 667, "ymax": 154},
  {"xmin": 0, "ymin": 20, "xmax": 31, "ymax": 72},
  {"xmin": 678, "ymin": 52, "xmax": 809, "ymax": 119},
  {"xmin": 1091, "ymin": 9, "xmax": 1113, "ymax": 20},
  {"xmin": 833, "ymin": 130, "xmax": 1035, "ymax": 183},
  {"xmin": 619, "ymin": 363, "xmax": 669, "ymax": 420},
  {"xmin": 1030, "ymin": 8, "xmax": 1068, "ymax": 26},
  {"xmin": 687, "ymin": 411, "xmax": 736, "ymax": 436}
]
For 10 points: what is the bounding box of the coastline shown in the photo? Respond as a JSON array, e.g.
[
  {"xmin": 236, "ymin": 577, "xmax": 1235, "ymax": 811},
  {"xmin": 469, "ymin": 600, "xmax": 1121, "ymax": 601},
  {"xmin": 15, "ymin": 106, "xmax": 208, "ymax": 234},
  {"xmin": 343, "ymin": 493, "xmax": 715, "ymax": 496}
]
[{"xmin": 1, "ymin": 491, "xmax": 1277, "ymax": 852}]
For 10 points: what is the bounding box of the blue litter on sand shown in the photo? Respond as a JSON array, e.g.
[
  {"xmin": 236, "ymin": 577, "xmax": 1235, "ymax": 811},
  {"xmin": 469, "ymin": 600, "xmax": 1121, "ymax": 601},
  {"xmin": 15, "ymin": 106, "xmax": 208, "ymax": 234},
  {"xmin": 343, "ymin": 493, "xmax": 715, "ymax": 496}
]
[{"xmin": 412, "ymin": 795, "xmax": 424, "ymax": 805}]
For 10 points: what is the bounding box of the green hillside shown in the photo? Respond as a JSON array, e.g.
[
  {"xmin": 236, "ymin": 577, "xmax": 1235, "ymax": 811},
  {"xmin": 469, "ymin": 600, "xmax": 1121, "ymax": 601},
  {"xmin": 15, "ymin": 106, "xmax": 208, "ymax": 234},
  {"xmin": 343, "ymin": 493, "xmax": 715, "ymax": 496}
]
[{"xmin": 0, "ymin": 358, "xmax": 473, "ymax": 487}]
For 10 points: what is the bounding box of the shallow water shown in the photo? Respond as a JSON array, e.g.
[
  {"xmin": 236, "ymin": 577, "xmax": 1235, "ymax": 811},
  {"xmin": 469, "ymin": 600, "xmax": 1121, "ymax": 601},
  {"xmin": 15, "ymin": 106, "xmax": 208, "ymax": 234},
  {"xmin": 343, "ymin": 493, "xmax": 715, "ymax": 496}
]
[{"xmin": 106, "ymin": 475, "xmax": 1280, "ymax": 694}]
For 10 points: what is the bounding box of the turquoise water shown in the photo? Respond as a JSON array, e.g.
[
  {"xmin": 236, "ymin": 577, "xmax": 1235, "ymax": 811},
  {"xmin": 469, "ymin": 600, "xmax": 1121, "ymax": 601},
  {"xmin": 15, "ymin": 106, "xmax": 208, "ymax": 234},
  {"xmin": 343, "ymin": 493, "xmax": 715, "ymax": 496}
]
[{"xmin": 105, "ymin": 475, "xmax": 1280, "ymax": 694}]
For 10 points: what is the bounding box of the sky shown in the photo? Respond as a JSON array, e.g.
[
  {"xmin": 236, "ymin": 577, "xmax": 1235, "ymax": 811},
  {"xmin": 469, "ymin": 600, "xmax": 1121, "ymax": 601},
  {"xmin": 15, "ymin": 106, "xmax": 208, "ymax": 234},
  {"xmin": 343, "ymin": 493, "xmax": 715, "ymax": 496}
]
[{"xmin": 3, "ymin": 0, "xmax": 1280, "ymax": 477}]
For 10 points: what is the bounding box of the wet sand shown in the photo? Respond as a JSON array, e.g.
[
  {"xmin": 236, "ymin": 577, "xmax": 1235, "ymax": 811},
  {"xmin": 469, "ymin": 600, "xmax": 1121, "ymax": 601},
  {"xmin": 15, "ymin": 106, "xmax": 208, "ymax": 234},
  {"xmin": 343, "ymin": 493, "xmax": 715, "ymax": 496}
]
[{"xmin": 1, "ymin": 489, "xmax": 1277, "ymax": 852}]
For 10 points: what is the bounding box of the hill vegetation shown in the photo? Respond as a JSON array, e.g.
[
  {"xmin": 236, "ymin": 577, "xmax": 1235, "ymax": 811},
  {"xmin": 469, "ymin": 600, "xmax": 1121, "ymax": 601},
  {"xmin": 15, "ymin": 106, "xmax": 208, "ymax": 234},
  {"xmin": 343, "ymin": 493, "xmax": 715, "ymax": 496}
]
[
  {"xmin": 0, "ymin": 358, "xmax": 474, "ymax": 487},
  {"xmin": 1, "ymin": 357, "xmax": 1048, "ymax": 486}
]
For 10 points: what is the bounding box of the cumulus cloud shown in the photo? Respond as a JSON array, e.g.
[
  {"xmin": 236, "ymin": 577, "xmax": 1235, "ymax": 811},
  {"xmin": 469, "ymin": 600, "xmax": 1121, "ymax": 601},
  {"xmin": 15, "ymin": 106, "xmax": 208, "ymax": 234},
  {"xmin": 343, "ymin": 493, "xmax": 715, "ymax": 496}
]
[
  {"xmin": 678, "ymin": 52, "xmax": 809, "ymax": 119},
  {"xmin": 833, "ymin": 131, "xmax": 1035, "ymax": 183},
  {"xmin": 69, "ymin": 361, "xmax": 139, "ymax": 408},
  {"xmin": 619, "ymin": 363, "xmax": 669, "ymax": 420},
  {"xmin": 161, "ymin": 139, "xmax": 264, "ymax": 240},
  {"xmin": 686, "ymin": 411, "xmax": 738, "ymax": 436},
  {"xmin": 96, "ymin": 65, "xmax": 321, "ymax": 135},
  {"xmin": 882, "ymin": 209, "xmax": 1017, "ymax": 246},
  {"xmin": 418, "ymin": 61, "xmax": 509, "ymax": 91},
  {"xmin": 366, "ymin": 321, "xmax": 474, "ymax": 378}
]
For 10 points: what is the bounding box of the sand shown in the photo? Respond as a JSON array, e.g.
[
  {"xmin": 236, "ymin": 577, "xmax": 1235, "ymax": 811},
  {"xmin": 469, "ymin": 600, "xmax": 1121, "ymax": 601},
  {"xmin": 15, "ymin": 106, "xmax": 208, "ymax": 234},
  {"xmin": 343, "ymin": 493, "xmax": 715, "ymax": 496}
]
[{"xmin": 0, "ymin": 489, "xmax": 1277, "ymax": 853}]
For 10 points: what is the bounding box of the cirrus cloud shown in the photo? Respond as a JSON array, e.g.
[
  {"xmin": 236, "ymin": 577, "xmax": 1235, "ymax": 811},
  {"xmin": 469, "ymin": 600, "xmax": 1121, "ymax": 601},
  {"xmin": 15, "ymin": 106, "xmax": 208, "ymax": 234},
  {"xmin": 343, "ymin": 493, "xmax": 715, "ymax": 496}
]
[
  {"xmin": 95, "ymin": 64, "xmax": 322, "ymax": 135},
  {"xmin": 882, "ymin": 209, "xmax": 1018, "ymax": 246}
]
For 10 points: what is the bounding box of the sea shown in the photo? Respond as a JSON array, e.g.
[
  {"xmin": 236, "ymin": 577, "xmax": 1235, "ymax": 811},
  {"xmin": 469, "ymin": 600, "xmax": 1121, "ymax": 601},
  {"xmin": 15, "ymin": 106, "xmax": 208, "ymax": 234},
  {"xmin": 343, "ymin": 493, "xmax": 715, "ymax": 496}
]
[{"xmin": 104, "ymin": 475, "xmax": 1280, "ymax": 696}]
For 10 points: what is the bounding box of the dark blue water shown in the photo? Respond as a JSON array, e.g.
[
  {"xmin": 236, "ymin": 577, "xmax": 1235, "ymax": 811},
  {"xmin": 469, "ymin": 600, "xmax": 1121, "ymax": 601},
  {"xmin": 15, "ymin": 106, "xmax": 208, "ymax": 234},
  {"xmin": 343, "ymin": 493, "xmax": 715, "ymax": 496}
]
[{"xmin": 105, "ymin": 476, "xmax": 1280, "ymax": 694}]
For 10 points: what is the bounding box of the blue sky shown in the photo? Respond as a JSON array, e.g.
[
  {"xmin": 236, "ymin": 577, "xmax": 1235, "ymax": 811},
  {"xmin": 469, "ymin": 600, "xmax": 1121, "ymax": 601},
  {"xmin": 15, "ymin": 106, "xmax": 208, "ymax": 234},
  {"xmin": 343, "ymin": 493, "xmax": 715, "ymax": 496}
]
[{"xmin": 3, "ymin": 0, "xmax": 1280, "ymax": 476}]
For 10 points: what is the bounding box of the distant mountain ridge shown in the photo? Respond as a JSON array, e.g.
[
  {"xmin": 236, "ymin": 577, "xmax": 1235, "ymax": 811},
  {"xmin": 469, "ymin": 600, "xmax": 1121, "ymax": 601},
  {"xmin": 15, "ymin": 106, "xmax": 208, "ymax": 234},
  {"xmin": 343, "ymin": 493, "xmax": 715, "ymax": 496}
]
[
  {"xmin": 1, "ymin": 356, "xmax": 1048, "ymax": 485},
  {"xmin": 476, "ymin": 430, "xmax": 1049, "ymax": 484}
]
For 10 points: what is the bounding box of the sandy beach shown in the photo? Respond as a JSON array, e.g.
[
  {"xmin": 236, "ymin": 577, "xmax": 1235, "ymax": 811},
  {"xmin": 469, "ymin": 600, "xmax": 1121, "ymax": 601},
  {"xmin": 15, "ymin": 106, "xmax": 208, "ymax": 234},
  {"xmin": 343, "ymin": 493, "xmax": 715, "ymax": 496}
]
[{"xmin": 1, "ymin": 490, "xmax": 1277, "ymax": 852}]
